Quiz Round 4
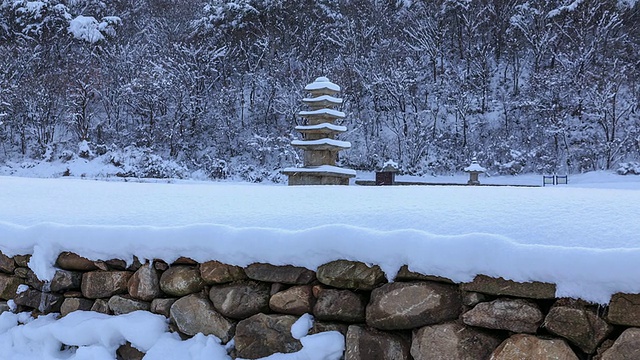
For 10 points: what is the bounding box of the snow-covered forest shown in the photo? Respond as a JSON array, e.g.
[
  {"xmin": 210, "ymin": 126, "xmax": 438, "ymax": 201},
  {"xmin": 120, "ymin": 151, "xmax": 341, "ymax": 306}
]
[{"xmin": 0, "ymin": 0, "xmax": 638, "ymax": 181}]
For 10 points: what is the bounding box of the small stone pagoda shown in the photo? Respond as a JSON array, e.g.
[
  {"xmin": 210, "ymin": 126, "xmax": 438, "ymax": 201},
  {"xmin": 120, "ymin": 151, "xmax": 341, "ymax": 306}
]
[{"xmin": 282, "ymin": 77, "xmax": 356, "ymax": 185}]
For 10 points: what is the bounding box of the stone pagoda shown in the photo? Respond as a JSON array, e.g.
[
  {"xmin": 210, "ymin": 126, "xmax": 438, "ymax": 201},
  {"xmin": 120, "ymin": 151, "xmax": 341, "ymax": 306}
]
[{"xmin": 282, "ymin": 77, "xmax": 356, "ymax": 185}]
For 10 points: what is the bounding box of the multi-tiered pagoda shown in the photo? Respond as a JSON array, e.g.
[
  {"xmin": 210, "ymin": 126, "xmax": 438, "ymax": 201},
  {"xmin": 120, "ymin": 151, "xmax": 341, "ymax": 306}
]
[{"xmin": 282, "ymin": 77, "xmax": 356, "ymax": 185}]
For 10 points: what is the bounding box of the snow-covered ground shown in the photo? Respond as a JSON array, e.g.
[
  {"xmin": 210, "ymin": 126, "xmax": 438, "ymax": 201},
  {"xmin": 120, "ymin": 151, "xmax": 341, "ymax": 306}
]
[{"xmin": 0, "ymin": 171, "xmax": 639, "ymax": 359}]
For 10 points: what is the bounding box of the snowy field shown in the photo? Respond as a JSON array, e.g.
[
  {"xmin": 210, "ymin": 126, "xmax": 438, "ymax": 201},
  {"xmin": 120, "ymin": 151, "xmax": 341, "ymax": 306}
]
[{"xmin": 0, "ymin": 172, "xmax": 639, "ymax": 359}]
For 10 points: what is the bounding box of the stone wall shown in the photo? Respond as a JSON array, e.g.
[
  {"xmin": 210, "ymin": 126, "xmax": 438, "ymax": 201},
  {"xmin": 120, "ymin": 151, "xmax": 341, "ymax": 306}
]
[{"xmin": 1, "ymin": 250, "xmax": 639, "ymax": 359}]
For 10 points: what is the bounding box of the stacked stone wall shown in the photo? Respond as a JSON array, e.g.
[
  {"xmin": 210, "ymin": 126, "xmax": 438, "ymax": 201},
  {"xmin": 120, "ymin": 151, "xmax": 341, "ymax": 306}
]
[{"xmin": 1, "ymin": 251, "xmax": 639, "ymax": 359}]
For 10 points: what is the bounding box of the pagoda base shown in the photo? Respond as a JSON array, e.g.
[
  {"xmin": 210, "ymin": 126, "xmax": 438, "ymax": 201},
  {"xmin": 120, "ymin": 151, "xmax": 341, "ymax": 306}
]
[
  {"xmin": 281, "ymin": 166, "xmax": 356, "ymax": 186},
  {"xmin": 286, "ymin": 173, "xmax": 350, "ymax": 185}
]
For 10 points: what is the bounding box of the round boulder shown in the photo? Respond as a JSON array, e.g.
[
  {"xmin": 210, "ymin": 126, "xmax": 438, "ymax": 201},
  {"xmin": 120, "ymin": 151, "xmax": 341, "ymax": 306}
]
[
  {"xmin": 367, "ymin": 281, "xmax": 461, "ymax": 330},
  {"xmin": 160, "ymin": 266, "xmax": 204, "ymax": 297}
]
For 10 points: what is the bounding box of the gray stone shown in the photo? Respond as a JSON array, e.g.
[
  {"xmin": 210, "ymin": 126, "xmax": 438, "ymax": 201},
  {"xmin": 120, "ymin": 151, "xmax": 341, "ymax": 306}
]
[
  {"xmin": 50, "ymin": 270, "xmax": 83, "ymax": 292},
  {"xmin": 151, "ymin": 298, "xmax": 177, "ymax": 318},
  {"xmin": 411, "ymin": 322, "xmax": 501, "ymax": 360},
  {"xmin": 63, "ymin": 291, "xmax": 83, "ymax": 298},
  {"xmin": 94, "ymin": 261, "xmax": 110, "ymax": 271},
  {"xmin": 56, "ymin": 252, "xmax": 98, "ymax": 271},
  {"xmin": 461, "ymin": 275, "xmax": 556, "ymax": 299},
  {"xmin": 28, "ymin": 269, "xmax": 81, "ymax": 293},
  {"xmin": 245, "ymin": 263, "xmax": 315, "ymax": 285},
  {"xmin": 153, "ymin": 260, "xmax": 169, "ymax": 271},
  {"xmin": 82, "ymin": 271, "xmax": 132, "ymax": 299},
  {"xmin": 395, "ymin": 265, "xmax": 454, "ymax": 283},
  {"xmin": 127, "ymin": 257, "xmax": 143, "ymax": 272},
  {"xmin": 13, "ymin": 255, "xmax": 30, "ymax": 267},
  {"xmin": 462, "ymin": 292, "xmax": 488, "ymax": 307},
  {"xmin": 14, "ymin": 288, "xmax": 62, "ymax": 313},
  {"xmin": 91, "ymin": 298, "xmax": 111, "ymax": 314},
  {"xmin": 595, "ymin": 339, "xmax": 614, "ymax": 358},
  {"xmin": 600, "ymin": 327, "xmax": 640, "ymax": 360},
  {"xmin": 24, "ymin": 269, "xmax": 46, "ymax": 291},
  {"xmin": 346, "ymin": 325, "xmax": 410, "ymax": 360},
  {"xmin": 607, "ymin": 293, "xmax": 640, "ymax": 326},
  {"xmin": 209, "ymin": 281, "xmax": 270, "ymax": 319},
  {"xmin": 462, "ymin": 298, "xmax": 543, "ymax": 333},
  {"xmin": 159, "ymin": 266, "xmax": 204, "ymax": 297},
  {"xmin": 366, "ymin": 281, "xmax": 461, "ymax": 330},
  {"xmin": 0, "ymin": 274, "xmax": 22, "ymax": 300},
  {"xmin": 128, "ymin": 263, "xmax": 161, "ymax": 301},
  {"xmin": 271, "ymin": 283, "xmax": 287, "ymax": 296},
  {"xmin": 0, "ymin": 252, "xmax": 16, "ymax": 274},
  {"xmin": 116, "ymin": 342, "xmax": 145, "ymax": 360},
  {"xmin": 172, "ymin": 257, "xmax": 198, "ymax": 265},
  {"xmin": 200, "ymin": 261, "xmax": 247, "ymax": 284},
  {"xmin": 235, "ymin": 313, "xmax": 302, "ymax": 359},
  {"xmin": 60, "ymin": 297, "xmax": 94, "ymax": 316},
  {"xmin": 544, "ymin": 300, "xmax": 612, "ymax": 354},
  {"xmin": 491, "ymin": 334, "xmax": 578, "ymax": 360},
  {"xmin": 310, "ymin": 322, "xmax": 349, "ymax": 336},
  {"xmin": 314, "ymin": 288, "xmax": 366, "ymax": 323},
  {"xmin": 105, "ymin": 259, "xmax": 128, "ymax": 270},
  {"xmin": 0, "ymin": 300, "xmax": 11, "ymax": 314},
  {"xmin": 108, "ymin": 295, "xmax": 150, "ymax": 315},
  {"xmin": 317, "ymin": 260, "xmax": 386, "ymax": 290},
  {"xmin": 14, "ymin": 267, "xmax": 29, "ymax": 278},
  {"xmin": 270, "ymin": 285, "xmax": 315, "ymax": 316},
  {"xmin": 170, "ymin": 294, "xmax": 235, "ymax": 342}
]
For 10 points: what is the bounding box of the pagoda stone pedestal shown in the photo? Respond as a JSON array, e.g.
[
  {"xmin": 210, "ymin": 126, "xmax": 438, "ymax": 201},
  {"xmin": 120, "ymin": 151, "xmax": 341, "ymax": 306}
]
[{"xmin": 282, "ymin": 77, "xmax": 356, "ymax": 185}]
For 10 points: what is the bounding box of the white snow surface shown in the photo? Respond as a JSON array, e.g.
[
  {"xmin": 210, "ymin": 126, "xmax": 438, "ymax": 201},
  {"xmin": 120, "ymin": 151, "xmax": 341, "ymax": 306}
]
[
  {"xmin": 298, "ymin": 108, "xmax": 346, "ymax": 118},
  {"xmin": 464, "ymin": 162, "xmax": 486, "ymax": 172},
  {"xmin": 281, "ymin": 165, "xmax": 357, "ymax": 176},
  {"xmin": 1, "ymin": 172, "xmax": 640, "ymax": 358},
  {"xmin": 302, "ymin": 95, "xmax": 343, "ymax": 104},
  {"xmin": 295, "ymin": 123, "xmax": 347, "ymax": 132},
  {"xmin": 1, "ymin": 174, "xmax": 639, "ymax": 303},
  {"xmin": 290, "ymin": 314, "xmax": 314, "ymax": 340},
  {"xmin": 68, "ymin": 15, "xmax": 104, "ymax": 43},
  {"xmin": 0, "ymin": 310, "xmax": 343, "ymax": 360},
  {"xmin": 304, "ymin": 77, "xmax": 340, "ymax": 92},
  {"xmin": 291, "ymin": 138, "xmax": 351, "ymax": 149}
]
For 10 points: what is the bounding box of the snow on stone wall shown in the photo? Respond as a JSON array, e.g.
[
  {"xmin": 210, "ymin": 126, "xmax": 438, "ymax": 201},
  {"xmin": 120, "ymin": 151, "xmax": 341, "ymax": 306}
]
[{"xmin": 1, "ymin": 251, "xmax": 639, "ymax": 359}]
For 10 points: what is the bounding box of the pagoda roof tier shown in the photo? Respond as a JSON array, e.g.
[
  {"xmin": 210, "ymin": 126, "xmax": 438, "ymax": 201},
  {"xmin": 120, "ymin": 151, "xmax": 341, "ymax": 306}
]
[
  {"xmin": 295, "ymin": 123, "xmax": 347, "ymax": 133},
  {"xmin": 291, "ymin": 138, "xmax": 351, "ymax": 150},
  {"xmin": 299, "ymin": 108, "xmax": 345, "ymax": 118},
  {"xmin": 281, "ymin": 165, "xmax": 356, "ymax": 178},
  {"xmin": 305, "ymin": 77, "xmax": 340, "ymax": 92},
  {"xmin": 302, "ymin": 95, "xmax": 343, "ymax": 108},
  {"xmin": 305, "ymin": 77, "xmax": 340, "ymax": 96}
]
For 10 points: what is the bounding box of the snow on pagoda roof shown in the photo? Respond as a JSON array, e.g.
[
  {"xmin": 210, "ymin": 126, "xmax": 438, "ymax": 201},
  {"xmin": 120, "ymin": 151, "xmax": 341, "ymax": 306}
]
[
  {"xmin": 383, "ymin": 159, "xmax": 398, "ymax": 168},
  {"xmin": 299, "ymin": 108, "xmax": 346, "ymax": 118},
  {"xmin": 281, "ymin": 165, "xmax": 357, "ymax": 177},
  {"xmin": 291, "ymin": 138, "xmax": 351, "ymax": 149},
  {"xmin": 381, "ymin": 159, "xmax": 399, "ymax": 172},
  {"xmin": 464, "ymin": 159, "xmax": 486, "ymax": 172},
  {"xmin": 295, "ymin": 123, "xmax": 347, "ymax": 132},
  {"xmin": 305, "ymin": 77, "xmax": 340, "ymax": 92},
  {"xmin": 302, "ymin": 95, "xmax": 343, "ymax": 104}
]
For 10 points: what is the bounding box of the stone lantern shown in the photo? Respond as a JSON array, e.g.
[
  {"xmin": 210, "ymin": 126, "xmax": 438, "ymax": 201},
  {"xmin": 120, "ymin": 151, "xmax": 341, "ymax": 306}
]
[
  {"xmin": 464, "ymin": 157, "xmax": 486, "ymax": 185},
  {"xmin": 282, "ymin": 77, "xmax": 356, "ymax": 185}
]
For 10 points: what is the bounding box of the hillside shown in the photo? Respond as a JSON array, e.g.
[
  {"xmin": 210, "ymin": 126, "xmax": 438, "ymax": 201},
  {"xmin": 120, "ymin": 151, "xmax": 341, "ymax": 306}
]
[{"xmin": 0, "ymin": 0, "xmax": 639, "ymax": 181}]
